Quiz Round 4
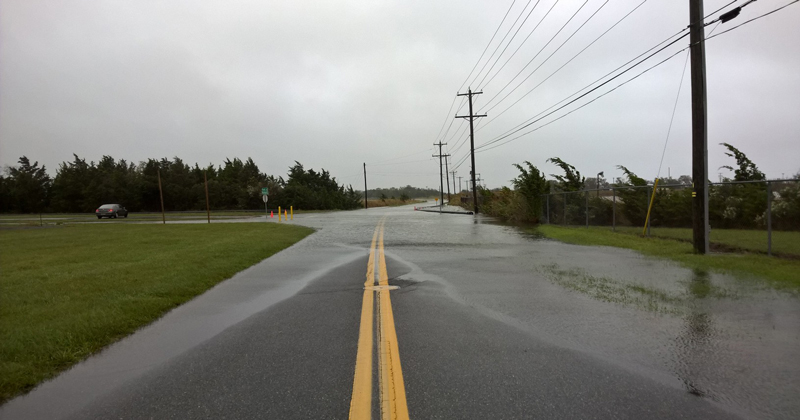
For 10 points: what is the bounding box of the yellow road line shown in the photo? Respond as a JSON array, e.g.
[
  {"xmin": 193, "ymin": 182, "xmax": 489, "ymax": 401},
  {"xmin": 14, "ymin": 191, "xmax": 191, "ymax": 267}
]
[
  {"xmin": 350, "ymin": 217, "xmax": 408, "ymax": 420},
  {"xmin": 377, "ymin": 222, "xmax": 409, "ymax": 420},
  {"xmin": 348, "ymin": 223, "xmax": 382, "ymax": 419}
]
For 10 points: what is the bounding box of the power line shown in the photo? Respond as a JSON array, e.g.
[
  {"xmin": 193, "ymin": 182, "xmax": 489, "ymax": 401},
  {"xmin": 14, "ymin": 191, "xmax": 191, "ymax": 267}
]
[
  {"xmin": 476, "ymin": 0, "xmax": 649, "ymax": 131},
  {"xmin": 469, "ymin": 0, "xmax": 535, "ymax": 88},
  {"xmin": 479, "ymin": 0, "xmax": 555, "ymax": 91},
  {"xmin": 477, "ymin": 32, "xmax": 691, "ymax": 151},
  {"xmin": 457, "ymin": 0, "xmax": 519, "ymax": 93},
  {"xmin": 474, "ymin": 0, "xmax": 794, "ymax": 155},
  {"xmin": 482, "ymin": 0, "xmax": 608, "ymax": 113},
  {"xmin": 474, "ymin": 0, "xmax": 545, "ymax": 89},
  {"xmin": 480, "ymin": 0, "xmax": 585, "ymax": 110},
  {"xmin": 483, "ymin": 28, "xmax": 690, "ymax": 146},
  {"xmin": 706, "ymin": 0, "xmax": 799, "ymax": 41},
  {"xmin": 656, "ymin": 49, "xmax": 691, "ymax": 179},
  {"xmin": 475, "ymin": 0, "xmax": 744, "ymax": 141}
]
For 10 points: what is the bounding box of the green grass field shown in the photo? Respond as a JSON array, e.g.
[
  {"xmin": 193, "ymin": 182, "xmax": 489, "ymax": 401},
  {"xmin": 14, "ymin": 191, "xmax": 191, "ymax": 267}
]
[
  {"xmin": 536, "ymin": 225, "xmax": 800, "ymax": 292},
  {"xmin": 603, "ymin": 225, "xmax": 800, "ymax": 256},
  {"xmin": 0, "ymin": 211, "xmax": 270, "ymax": 225},
  {"xmin": 0, "ymin": 223, "xmax": 314, "ymax": 403}
]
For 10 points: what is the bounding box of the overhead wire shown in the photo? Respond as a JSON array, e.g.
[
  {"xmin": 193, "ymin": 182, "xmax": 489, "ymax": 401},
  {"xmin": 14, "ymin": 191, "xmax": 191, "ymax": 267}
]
[
  {"xmin": 469, "ymin": 0, "xmax": 535, "ymax": 89},
  {"xmin": 481, "ymin": 0, "xmax": 608, "ymax": 113},
  {"xmin": 477, "ymin": 31, "xmax": 692, "ymax": 150},
  {"xmin": 706, "ymin": 0, "xmax": 798, "ymax": 41},
  {"xmin": 479, "ymin": 0, "xmax": 555, "ymax": 91},
  {"xmin": 480, "ymin": 0, "xmax": 584, "ymax": 109},
  {"xmin": 457, "ymin": 0, "xmax": 519, "ymax": 94},
  {"xmin": 477, "ymin": 0, "xmax": 649, "ymax": 131},
  {"xmin": 477, "ymin": 46, "xmax": 690, "ymax": 153},
  {"xmin": 474, "ymin": 0, "xmax": 545, "ymax": 89},
  {"xmin": 477, "ymin": 0, "xmax": 752, "ymax": 142},
  {"xmin": 482, "ymin": 27, "xmax": 690, "ymax": 146},
  {"xmin": 475, "ymin": 0, "xmax": 796, "ymax": 154}
]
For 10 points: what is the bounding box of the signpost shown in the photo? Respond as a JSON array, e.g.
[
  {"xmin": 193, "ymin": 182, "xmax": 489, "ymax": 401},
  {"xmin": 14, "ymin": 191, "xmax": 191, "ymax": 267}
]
[{"xmin": 268, "ymin": 187, "xmax": 269, "ymax": 218}]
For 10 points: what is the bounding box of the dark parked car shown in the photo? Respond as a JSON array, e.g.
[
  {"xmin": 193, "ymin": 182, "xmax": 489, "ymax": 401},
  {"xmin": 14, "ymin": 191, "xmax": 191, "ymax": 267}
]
[{"xmin": 96, "ymin": 204, "xmax": 128, "ymax": 219}]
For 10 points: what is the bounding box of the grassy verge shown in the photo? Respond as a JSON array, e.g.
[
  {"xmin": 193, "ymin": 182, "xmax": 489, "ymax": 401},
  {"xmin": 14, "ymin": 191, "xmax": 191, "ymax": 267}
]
[
  {"xmin": 535, "ymin": 225, "xmax": 800, "ymax": 292},
  {"xmin": 0, "ymin": 211, "xmax": 269, "ymax": 225},
  {"xmin": 607, "ymin": 225, "xmax": 800, "ymax": 256},
  {"xmin": 0, "ymin": 223, "xmax": 314, "ymax": 403}
]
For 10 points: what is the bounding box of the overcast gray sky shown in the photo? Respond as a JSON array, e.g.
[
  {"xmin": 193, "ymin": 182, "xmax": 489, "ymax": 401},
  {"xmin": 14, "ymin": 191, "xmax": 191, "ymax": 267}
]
[{"xmin": 2, "ymin": 0, "xmax": 798, "ymax": 190}]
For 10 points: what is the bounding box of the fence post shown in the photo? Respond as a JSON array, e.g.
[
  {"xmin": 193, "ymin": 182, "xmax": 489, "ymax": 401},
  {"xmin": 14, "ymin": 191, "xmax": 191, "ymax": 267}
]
[
  {"xmin": 563, "ymin": 192, "xmax": 567, "ymax": 226},
  {"xmin": 645, "ymin": 187, "xmax": 655, "ymax": 238},
  {"xmin": 585, "ymin": 191, "xmax": 589, "ymax": 228},
  {"xmin": 612, "ymin": 188, "xmax": 616, "ymax": 232},
  {"xmin": 767, "ymin": 181, "xmax": 772, "ymax": 256},
  {"xmin": 546, "ymin": 194, "xmax": 550, "ymax": 224}
]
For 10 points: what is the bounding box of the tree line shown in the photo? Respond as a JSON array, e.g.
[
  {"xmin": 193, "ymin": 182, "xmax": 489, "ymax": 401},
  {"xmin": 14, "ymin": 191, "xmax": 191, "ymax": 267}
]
[
  {"xmin": 367, "ymin": 186, "xmax": 440, "ymax": 201},
  {"xmin": 0, "ymin": 155, "xmax": 362, "ymax": 213},
  {"xmin": 474, "ymin": 143, "xmax": 799, "ymax": 231}
]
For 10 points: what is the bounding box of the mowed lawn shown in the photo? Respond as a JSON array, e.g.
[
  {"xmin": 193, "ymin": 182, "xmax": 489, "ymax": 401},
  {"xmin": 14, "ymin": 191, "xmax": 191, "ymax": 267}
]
[
  {"xmin": 0, "ymin": 223, "xmax": 314, "ymax": 403},
  {"xmin": 589, "ymin": 226, "xmax": 800, "ymax": 256}
]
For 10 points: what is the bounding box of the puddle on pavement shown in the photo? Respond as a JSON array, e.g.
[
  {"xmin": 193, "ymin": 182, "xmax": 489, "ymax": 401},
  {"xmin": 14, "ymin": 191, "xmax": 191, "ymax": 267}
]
[{"xmin": 383, "ymin": 211, "xmax": 800, "ymax": 420}]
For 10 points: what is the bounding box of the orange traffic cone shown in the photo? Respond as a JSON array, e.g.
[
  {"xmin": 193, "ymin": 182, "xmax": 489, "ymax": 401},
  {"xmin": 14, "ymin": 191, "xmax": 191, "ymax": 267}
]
[{"xmin": 270, "ymin": 211, "xmax": 274, "ymax": 218}]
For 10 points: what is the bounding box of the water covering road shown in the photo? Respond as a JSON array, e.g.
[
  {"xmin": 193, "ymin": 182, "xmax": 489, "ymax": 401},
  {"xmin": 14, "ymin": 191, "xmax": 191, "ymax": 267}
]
[{"xmin": 2, "ymin": 204, "xmax": 798, "ymax": 419}]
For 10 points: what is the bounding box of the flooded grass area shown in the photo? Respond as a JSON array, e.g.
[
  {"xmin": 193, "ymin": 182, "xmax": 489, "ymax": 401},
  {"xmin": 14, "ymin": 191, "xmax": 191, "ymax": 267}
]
[
  {"xmin": 517, "ymin": 224, "xmax": 800, "ymax": 419},
  {"xmin": 538, "ymin": 263, "xmax": 741, "ymax": 316},
  {"xmin": 535, "ymin": 225, "xmax": 800, "ymax": 292}
]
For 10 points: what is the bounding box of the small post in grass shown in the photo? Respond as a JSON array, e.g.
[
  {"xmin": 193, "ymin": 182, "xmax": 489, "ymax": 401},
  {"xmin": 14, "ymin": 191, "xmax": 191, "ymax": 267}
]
[
  {"xmin": 642, "ymin": 179, "xmax": 660, "ymax": 236},
  {"xmin": 158, "ymin": 168, "xmax": 166, "ymax": 225},
  {"xmin": 585, "ymin": 191, "xmax": 589, "ymax": 228},
  {"xmin": 767, "ymin": 181, "xmax": 772, "ymax": 256},
  {"xmin": 612, "ymin": 188, "xmax": 616, "ymax": 232},
  {"xmin": 204, "ymin": 171, "xmax": 211, "ymax": 224},
  {"xmin": 546, "ymin": 194, "xmax": 550, "ymax": 224}
]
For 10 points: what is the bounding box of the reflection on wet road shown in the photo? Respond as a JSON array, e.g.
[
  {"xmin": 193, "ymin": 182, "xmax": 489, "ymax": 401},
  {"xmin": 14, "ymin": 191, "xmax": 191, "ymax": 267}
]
[{"xmin": 1, "ymin": 204, "xmax": 798, "ymax": 419}]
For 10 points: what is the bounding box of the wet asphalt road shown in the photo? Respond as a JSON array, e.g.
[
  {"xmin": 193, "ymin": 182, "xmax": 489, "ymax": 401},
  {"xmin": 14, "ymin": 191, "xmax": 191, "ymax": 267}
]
[{"xmin": 2, "ymin": 204, "xmax": 799, "ymax": 419}]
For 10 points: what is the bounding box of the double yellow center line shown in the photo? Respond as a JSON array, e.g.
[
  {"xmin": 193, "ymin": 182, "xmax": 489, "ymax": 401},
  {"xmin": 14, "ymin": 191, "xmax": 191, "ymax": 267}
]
[{"xmin": 349, "ymin": 218, "xmax": 409, "ymax": 420}]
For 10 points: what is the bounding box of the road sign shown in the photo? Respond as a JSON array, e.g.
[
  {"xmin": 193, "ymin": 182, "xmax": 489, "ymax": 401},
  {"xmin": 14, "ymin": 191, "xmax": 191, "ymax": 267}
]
[
  {"xmin": 262, "ymin": 195, "xmax": 269, "ymax": 203},
  {"xmin": 261, "ymin": 187, "xmax": 269, "ymax": 195}
]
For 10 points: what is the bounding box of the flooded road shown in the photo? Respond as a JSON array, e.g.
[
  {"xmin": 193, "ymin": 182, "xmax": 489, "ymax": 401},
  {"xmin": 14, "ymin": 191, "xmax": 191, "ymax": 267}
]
[{"xmin": 2, "ymin": 204, "xmax": 798, "ymax": 419}]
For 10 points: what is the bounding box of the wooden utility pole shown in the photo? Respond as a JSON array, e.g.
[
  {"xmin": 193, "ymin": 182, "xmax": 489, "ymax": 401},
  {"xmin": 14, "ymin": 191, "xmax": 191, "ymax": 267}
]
[
  {"xmin": 433, "ymin": 142, "xmax": 448, "ymax": 207},
  {"xmin": 456, "ymin": 88, "xmax": 486, "ymax": 214},
  {"xmin": 690, "ymin": 0, "xmax": 709, "ymax": 254},
  {"xmin": 451, "ymin": 171, "xmax": 457, "ymax": 196},
  {"xmin": 157, "ymin": 168, "xmax": 165, "ymax": 225},
  {"xmin": 204, "ymin": 171, "xmax": 210, "ymax": 224},
  {"xmin": 363, "ymin": 163, "xmax": 368, "ymax": 209},
  {"xmin": 444, "ymin": 155, "xmax": 451, "ymax": 202},
  {"xmin": 457, "ymin": 176, "xmax": 463, "ymax": 193}
]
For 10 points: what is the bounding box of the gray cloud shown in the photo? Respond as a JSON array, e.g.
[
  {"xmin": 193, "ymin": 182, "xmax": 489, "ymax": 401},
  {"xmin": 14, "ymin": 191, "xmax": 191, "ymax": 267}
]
[{"xmin": 2, "ymin": 0, "xmax": 798, "ymax": 189}]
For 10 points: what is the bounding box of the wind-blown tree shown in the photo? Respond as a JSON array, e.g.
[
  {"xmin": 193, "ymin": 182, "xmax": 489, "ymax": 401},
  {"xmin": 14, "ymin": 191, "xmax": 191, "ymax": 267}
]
[
  {"xmin": 4, "ymin": 157, "xmax": 51, "ymax": 213},
  {"xmin": 712, "ymin": 143, "xmax": 766, "ymax": 228},
  {"xmin": 546, "ymin": 157, "xmax": 584, "ymax": 192},
  {"xmin": 615, "ymin": 165, "xmax": 649, "ymax": 226},
  {"xmin": 547, "ymin": 157, "xmax": 585, "ymax": 224},
  {"xmin": 719, "ymin": 142, "xmax": 765, "ymax": 182},
  {"xmin": 512, "ymin": 161, "xmax": 549, "ymax": 222}
]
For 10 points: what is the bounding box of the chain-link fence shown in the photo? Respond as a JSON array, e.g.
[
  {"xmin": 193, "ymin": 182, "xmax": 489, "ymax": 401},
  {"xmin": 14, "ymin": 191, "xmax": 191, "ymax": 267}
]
[{"xmin": 541, "ymin": 179, "xmax": 800, "ymax": 257}]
